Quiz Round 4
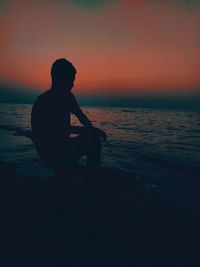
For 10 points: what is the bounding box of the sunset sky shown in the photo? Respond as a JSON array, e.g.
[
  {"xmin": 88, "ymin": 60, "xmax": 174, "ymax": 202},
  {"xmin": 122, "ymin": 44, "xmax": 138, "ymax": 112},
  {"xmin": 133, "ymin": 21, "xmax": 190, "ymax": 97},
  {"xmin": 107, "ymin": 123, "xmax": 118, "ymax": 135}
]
[{"xmin": 0, "ymin": 0, "xmax": 200, "ymax": 106}]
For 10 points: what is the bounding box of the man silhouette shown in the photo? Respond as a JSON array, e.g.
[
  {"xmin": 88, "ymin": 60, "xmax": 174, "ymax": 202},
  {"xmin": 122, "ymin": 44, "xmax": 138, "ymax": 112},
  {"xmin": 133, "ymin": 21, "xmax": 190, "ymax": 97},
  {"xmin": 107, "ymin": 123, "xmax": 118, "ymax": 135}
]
[{"xmin": 31, "ymin": 58, "xmax": 107, "ymax": 168}]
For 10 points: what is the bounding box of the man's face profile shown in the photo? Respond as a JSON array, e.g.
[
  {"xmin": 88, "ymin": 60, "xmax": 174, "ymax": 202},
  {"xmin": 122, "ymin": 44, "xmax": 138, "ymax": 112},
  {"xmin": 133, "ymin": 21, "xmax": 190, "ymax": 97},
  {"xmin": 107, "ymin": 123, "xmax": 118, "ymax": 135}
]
[
  {"xmin": 63, "ymin": 73, "xmax": 76, "ymax": 91},
  {"xmin": 51, "ymin": 58, "xmax": 76, "ymax": 92}
]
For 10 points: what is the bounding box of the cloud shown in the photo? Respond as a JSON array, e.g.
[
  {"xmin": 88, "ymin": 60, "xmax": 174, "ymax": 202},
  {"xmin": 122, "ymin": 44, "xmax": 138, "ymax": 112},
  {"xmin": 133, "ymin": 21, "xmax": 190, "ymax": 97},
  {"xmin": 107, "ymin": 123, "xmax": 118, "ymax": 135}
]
[
  {"xmin": 70, "ymin": 0, "xmax": 114, "ymax": 9},
  {"xmin": 166, "ymin": 0, "xmax": 200, "ymax": 7},
  {"xmin": 0, "ymin": 0, "xmax": 8, "ymax": 14},
  {"xmin": 150, "ymin": 0, "xmax": 200, "ymax": 9}
]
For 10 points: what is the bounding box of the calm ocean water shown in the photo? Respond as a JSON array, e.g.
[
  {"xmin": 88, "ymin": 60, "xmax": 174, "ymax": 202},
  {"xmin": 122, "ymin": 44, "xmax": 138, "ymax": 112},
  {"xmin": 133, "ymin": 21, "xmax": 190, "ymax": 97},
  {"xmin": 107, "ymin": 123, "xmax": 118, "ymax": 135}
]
[{"xmin": 0, "ymin": 103, "xmax": 199, "ymax": 181}]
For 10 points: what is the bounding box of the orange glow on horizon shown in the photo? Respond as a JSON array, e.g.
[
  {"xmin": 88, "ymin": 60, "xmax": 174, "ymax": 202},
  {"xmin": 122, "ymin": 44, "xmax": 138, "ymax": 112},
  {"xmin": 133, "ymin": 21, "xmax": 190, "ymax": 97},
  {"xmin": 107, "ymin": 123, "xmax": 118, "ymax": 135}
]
[
  {"xmin": 0, "ymin": 0, "xmax": 200, "ymax": 96},
  {"xmin": 1, "ymin": 59, "xmax": 199, "ymax": 94}
]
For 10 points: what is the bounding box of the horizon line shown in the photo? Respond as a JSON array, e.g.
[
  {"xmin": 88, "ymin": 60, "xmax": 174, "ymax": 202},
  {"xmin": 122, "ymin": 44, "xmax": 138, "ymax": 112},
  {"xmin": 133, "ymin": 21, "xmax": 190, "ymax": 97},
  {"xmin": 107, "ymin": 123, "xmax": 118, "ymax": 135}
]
[{"xmin": 0, "ymin": 100, "xmax": 199, "ymax": 111}]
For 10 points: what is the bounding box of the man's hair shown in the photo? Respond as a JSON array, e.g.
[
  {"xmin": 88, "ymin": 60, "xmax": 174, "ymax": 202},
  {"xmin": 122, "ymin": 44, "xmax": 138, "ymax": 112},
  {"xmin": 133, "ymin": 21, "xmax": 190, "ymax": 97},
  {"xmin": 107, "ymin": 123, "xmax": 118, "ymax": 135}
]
[{"xmin": 51, "ymin": 58, "xmax": 76, "ymax": 83}]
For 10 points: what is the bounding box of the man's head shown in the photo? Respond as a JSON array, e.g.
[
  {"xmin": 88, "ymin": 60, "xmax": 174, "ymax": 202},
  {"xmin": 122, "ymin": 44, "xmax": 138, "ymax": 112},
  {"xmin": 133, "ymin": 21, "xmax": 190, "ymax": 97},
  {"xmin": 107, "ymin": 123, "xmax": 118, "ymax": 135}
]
[{"xmin": 51, "ymin": 58, "xmax": 76, "ymax": 91}]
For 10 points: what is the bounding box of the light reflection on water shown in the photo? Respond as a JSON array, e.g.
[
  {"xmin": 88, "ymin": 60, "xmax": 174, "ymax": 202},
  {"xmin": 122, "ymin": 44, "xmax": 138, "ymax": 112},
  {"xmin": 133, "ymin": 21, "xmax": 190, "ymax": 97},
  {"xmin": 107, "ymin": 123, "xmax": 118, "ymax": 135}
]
[{"xmin": 0, "ymin": 103, "xmax": 199, "ymax": 180}]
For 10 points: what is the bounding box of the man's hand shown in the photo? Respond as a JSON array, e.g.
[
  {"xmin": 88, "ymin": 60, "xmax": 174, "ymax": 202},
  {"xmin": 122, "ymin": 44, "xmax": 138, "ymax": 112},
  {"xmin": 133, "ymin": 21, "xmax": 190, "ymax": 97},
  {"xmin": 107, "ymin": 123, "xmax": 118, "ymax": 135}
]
[{"xmin": 94, "ymin": 128, "xmax": 107, "ymax": 141}]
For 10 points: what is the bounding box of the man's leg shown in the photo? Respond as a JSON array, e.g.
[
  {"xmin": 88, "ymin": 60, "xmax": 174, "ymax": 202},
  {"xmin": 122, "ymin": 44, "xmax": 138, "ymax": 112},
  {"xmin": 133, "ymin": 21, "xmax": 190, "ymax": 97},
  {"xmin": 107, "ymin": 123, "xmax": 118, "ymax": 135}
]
[
  {"xmin": 73, "ymin": 129, "xmax": 102, "ymax": 166},
  {"xmin": 86, "ymin": 133, "xmax": 101, "ymax": 166}
]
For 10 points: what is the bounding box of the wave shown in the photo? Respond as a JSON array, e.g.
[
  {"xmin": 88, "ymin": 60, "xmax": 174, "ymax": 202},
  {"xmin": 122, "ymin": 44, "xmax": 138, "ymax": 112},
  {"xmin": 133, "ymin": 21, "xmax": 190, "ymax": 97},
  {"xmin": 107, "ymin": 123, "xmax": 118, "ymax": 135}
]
[
  {"xmin": 141, "ymin": 152, "xmax": 200, "ymax": 169},
  {"xmin": 0, "ymin": 125, "xmax": 22, "ymax": 132},
  {"xmin": 0, "ymin": 125, "xmax": 32, "ymax": 138},
  {"xmin": 0, "ymin": 104, "xmax": 200, "ymax": 180},
  {"xmin": 121, "ymin": 109, "xmax": 136, "ymax": 113}
]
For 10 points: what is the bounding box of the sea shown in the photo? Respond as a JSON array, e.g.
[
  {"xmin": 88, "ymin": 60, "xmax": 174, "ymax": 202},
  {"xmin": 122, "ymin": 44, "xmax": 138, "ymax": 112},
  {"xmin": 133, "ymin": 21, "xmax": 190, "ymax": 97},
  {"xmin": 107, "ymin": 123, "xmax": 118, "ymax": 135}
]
[{"xmin": 0, "ymin": 103, "xmax": 199, "ymax": 183}]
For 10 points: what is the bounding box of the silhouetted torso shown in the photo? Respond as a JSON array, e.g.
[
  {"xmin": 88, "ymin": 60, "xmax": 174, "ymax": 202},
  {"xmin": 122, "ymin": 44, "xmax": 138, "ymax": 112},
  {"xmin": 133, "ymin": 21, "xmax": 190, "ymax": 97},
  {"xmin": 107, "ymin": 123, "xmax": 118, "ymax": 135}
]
[{"xmin": 31, "ymin": 89, "xmax": 78, "ymax": 163}]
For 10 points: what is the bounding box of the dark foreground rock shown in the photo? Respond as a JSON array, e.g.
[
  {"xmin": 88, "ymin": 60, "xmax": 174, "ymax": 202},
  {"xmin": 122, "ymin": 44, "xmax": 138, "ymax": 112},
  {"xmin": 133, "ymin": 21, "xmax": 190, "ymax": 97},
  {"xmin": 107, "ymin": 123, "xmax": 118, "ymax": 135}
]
[{"xmin": 1, "ymin": 162, "xmax": 200, "ymax": 267}]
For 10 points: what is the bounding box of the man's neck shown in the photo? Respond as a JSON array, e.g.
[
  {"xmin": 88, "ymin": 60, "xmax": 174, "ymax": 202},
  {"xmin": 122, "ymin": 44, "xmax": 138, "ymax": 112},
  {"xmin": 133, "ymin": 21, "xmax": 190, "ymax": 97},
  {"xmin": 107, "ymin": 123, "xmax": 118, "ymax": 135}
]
[{"xmin": 51, "ymin": 86, "xmax": 69, "ymax": 93}]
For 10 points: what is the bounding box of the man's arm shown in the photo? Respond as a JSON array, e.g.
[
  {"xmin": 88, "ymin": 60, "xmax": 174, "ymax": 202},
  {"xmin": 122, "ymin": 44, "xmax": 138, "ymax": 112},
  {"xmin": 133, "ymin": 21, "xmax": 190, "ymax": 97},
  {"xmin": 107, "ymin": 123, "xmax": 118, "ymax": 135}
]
[
  {"xmin": 69, "ymin": 125, "xmax": 107, "ymax": 141},
  {"xmin": 69, "ymin": 93, "xmax": 93, "ymax": 128},
  {"xmin": 70, "ymin": 125, "xmax": 85, "ymax": 134},
  {"xmin": 69, "ymin": 93, "xmax": 107, "ymax": 141},
  {"xmin": 74, "ymin": 108, "xmax": 94, "ymax": 128}
]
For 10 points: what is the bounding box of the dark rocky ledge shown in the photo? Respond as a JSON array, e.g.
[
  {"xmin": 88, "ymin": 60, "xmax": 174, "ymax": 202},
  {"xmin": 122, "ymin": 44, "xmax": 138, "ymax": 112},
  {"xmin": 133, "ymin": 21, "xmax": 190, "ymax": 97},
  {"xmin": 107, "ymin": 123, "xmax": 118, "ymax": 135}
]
[{"xmin": 1, "ymin": 161, "xmax": 200, "ymax": 267}]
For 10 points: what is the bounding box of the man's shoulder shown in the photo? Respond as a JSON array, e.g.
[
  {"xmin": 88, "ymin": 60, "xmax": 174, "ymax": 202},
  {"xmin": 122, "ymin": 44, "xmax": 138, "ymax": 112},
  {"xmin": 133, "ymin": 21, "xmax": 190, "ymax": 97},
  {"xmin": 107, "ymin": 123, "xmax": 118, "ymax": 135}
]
[
  {"xmin": 39, "ymin": 89, "xmax": 52, "ymax": 98},
  {"xmin": 35, "ymin": 90, "xmax": 52, "ymax": 103},
  {"xmin": 32, "ymin": 90, "xmax": 53, "ymax": 112}
]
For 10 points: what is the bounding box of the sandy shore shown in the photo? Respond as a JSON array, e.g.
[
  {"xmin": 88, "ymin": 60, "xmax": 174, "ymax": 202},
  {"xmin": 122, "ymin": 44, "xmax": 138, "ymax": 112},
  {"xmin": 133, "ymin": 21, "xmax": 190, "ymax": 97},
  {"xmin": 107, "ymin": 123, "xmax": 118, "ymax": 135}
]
[{"xmin": 1, "ymin": 161, "xmax": 200, "ymax": 266}]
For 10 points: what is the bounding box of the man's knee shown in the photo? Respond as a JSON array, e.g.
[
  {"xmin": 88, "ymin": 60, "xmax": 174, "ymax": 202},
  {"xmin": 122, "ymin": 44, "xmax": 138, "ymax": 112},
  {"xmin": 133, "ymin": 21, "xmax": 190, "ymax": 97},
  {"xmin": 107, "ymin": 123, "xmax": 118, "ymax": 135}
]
[
  {"xmin": 84, "ymin": 128, "xmax": 101, "ymax": 142},
  {"xmin": 91, "ymin": 131, "xmax": 101, "ymax": 147}
]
